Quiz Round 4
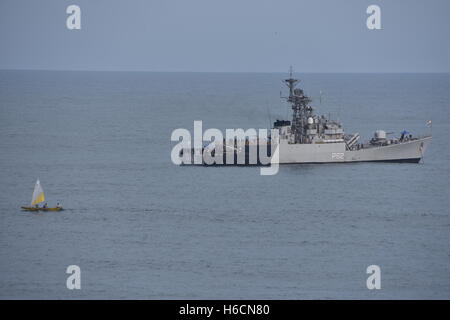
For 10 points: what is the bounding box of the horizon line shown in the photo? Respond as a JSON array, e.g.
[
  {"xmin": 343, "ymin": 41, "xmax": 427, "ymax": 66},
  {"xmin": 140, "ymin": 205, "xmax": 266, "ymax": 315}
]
[{"xmin": 1, "ymin": 68, "xmax": 449, "ymax": 74}]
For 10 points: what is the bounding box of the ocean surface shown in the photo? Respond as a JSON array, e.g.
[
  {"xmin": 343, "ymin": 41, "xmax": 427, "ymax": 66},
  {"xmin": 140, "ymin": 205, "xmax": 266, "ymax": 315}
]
[{"xmin": 0, "ymin": 71, "xmax": 449, "ymax": 299}]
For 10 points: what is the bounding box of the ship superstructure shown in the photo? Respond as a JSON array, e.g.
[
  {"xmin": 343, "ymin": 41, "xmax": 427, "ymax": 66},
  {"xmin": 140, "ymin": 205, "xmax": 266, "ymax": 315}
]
[{"xmin": 278, "ymin": 68, "xmax": 346, "ymax": 145}]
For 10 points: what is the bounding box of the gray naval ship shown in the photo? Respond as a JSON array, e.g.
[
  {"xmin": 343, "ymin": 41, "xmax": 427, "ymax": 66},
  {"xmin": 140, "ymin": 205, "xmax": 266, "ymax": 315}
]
[{"xmin": 183, "ymin": 71, "xmax": 432, "ymax": 165}]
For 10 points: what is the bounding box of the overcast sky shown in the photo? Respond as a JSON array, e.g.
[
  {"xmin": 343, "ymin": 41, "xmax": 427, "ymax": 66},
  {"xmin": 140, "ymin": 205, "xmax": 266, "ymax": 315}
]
[{"xmin": 1, "ymin": 0, "xmax": 449, "ymax": 72}]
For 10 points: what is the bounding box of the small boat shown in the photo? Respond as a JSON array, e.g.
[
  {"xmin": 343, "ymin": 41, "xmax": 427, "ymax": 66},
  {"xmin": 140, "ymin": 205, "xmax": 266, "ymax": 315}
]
[
  {"xmin": 21, "ymin": 179, "xmax": 63, "ymax": 211},
  {"xmin": 21, "ymin": 207, "xmax": 63, "ymax": 212}
]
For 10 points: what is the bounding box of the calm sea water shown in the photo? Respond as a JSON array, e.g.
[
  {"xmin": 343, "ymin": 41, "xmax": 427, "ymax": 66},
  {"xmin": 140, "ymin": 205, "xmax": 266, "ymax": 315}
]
[{"xmin": 0, "ymin": 71, "xmax": 449, "ymax": 299}]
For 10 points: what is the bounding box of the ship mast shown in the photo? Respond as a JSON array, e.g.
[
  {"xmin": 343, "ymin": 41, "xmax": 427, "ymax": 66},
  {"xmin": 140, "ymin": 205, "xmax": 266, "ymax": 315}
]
[{"xmin": 284, "ymin": 67, "xmax": 312, "ymax": 143}]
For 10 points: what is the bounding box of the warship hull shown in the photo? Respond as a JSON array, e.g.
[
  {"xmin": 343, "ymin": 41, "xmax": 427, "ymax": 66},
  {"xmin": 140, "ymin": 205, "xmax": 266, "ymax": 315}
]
[
  {"xmin": 183, "ymin": 136, "xmax": 431, "ymax": 165},
  {"xmin": 278, "ymin": 136, "xmax": 431, "ymax": 164}
]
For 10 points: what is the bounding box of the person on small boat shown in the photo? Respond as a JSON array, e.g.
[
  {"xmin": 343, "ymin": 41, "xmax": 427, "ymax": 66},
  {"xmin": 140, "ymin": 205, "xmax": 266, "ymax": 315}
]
[
  {"xmin": 43, "ymin": 203, "xmax": 48, "ymax": 209},
  {"xmin": 56, "ymin": 202, "xmax": 61, "ymax": 208}
]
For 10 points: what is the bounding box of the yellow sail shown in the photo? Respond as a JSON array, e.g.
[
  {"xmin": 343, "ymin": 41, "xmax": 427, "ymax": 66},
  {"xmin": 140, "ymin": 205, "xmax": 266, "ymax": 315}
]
[{"xmin": 31, "ymin": 179, "xmax": 45, "ymax": 206}]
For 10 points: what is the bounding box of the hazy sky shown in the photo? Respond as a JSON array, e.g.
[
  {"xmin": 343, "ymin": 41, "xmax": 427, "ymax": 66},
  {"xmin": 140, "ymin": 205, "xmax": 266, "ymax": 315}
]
[{"xmin": 1, "ymin": 0, "xmax": 449, "ymax": 72}]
